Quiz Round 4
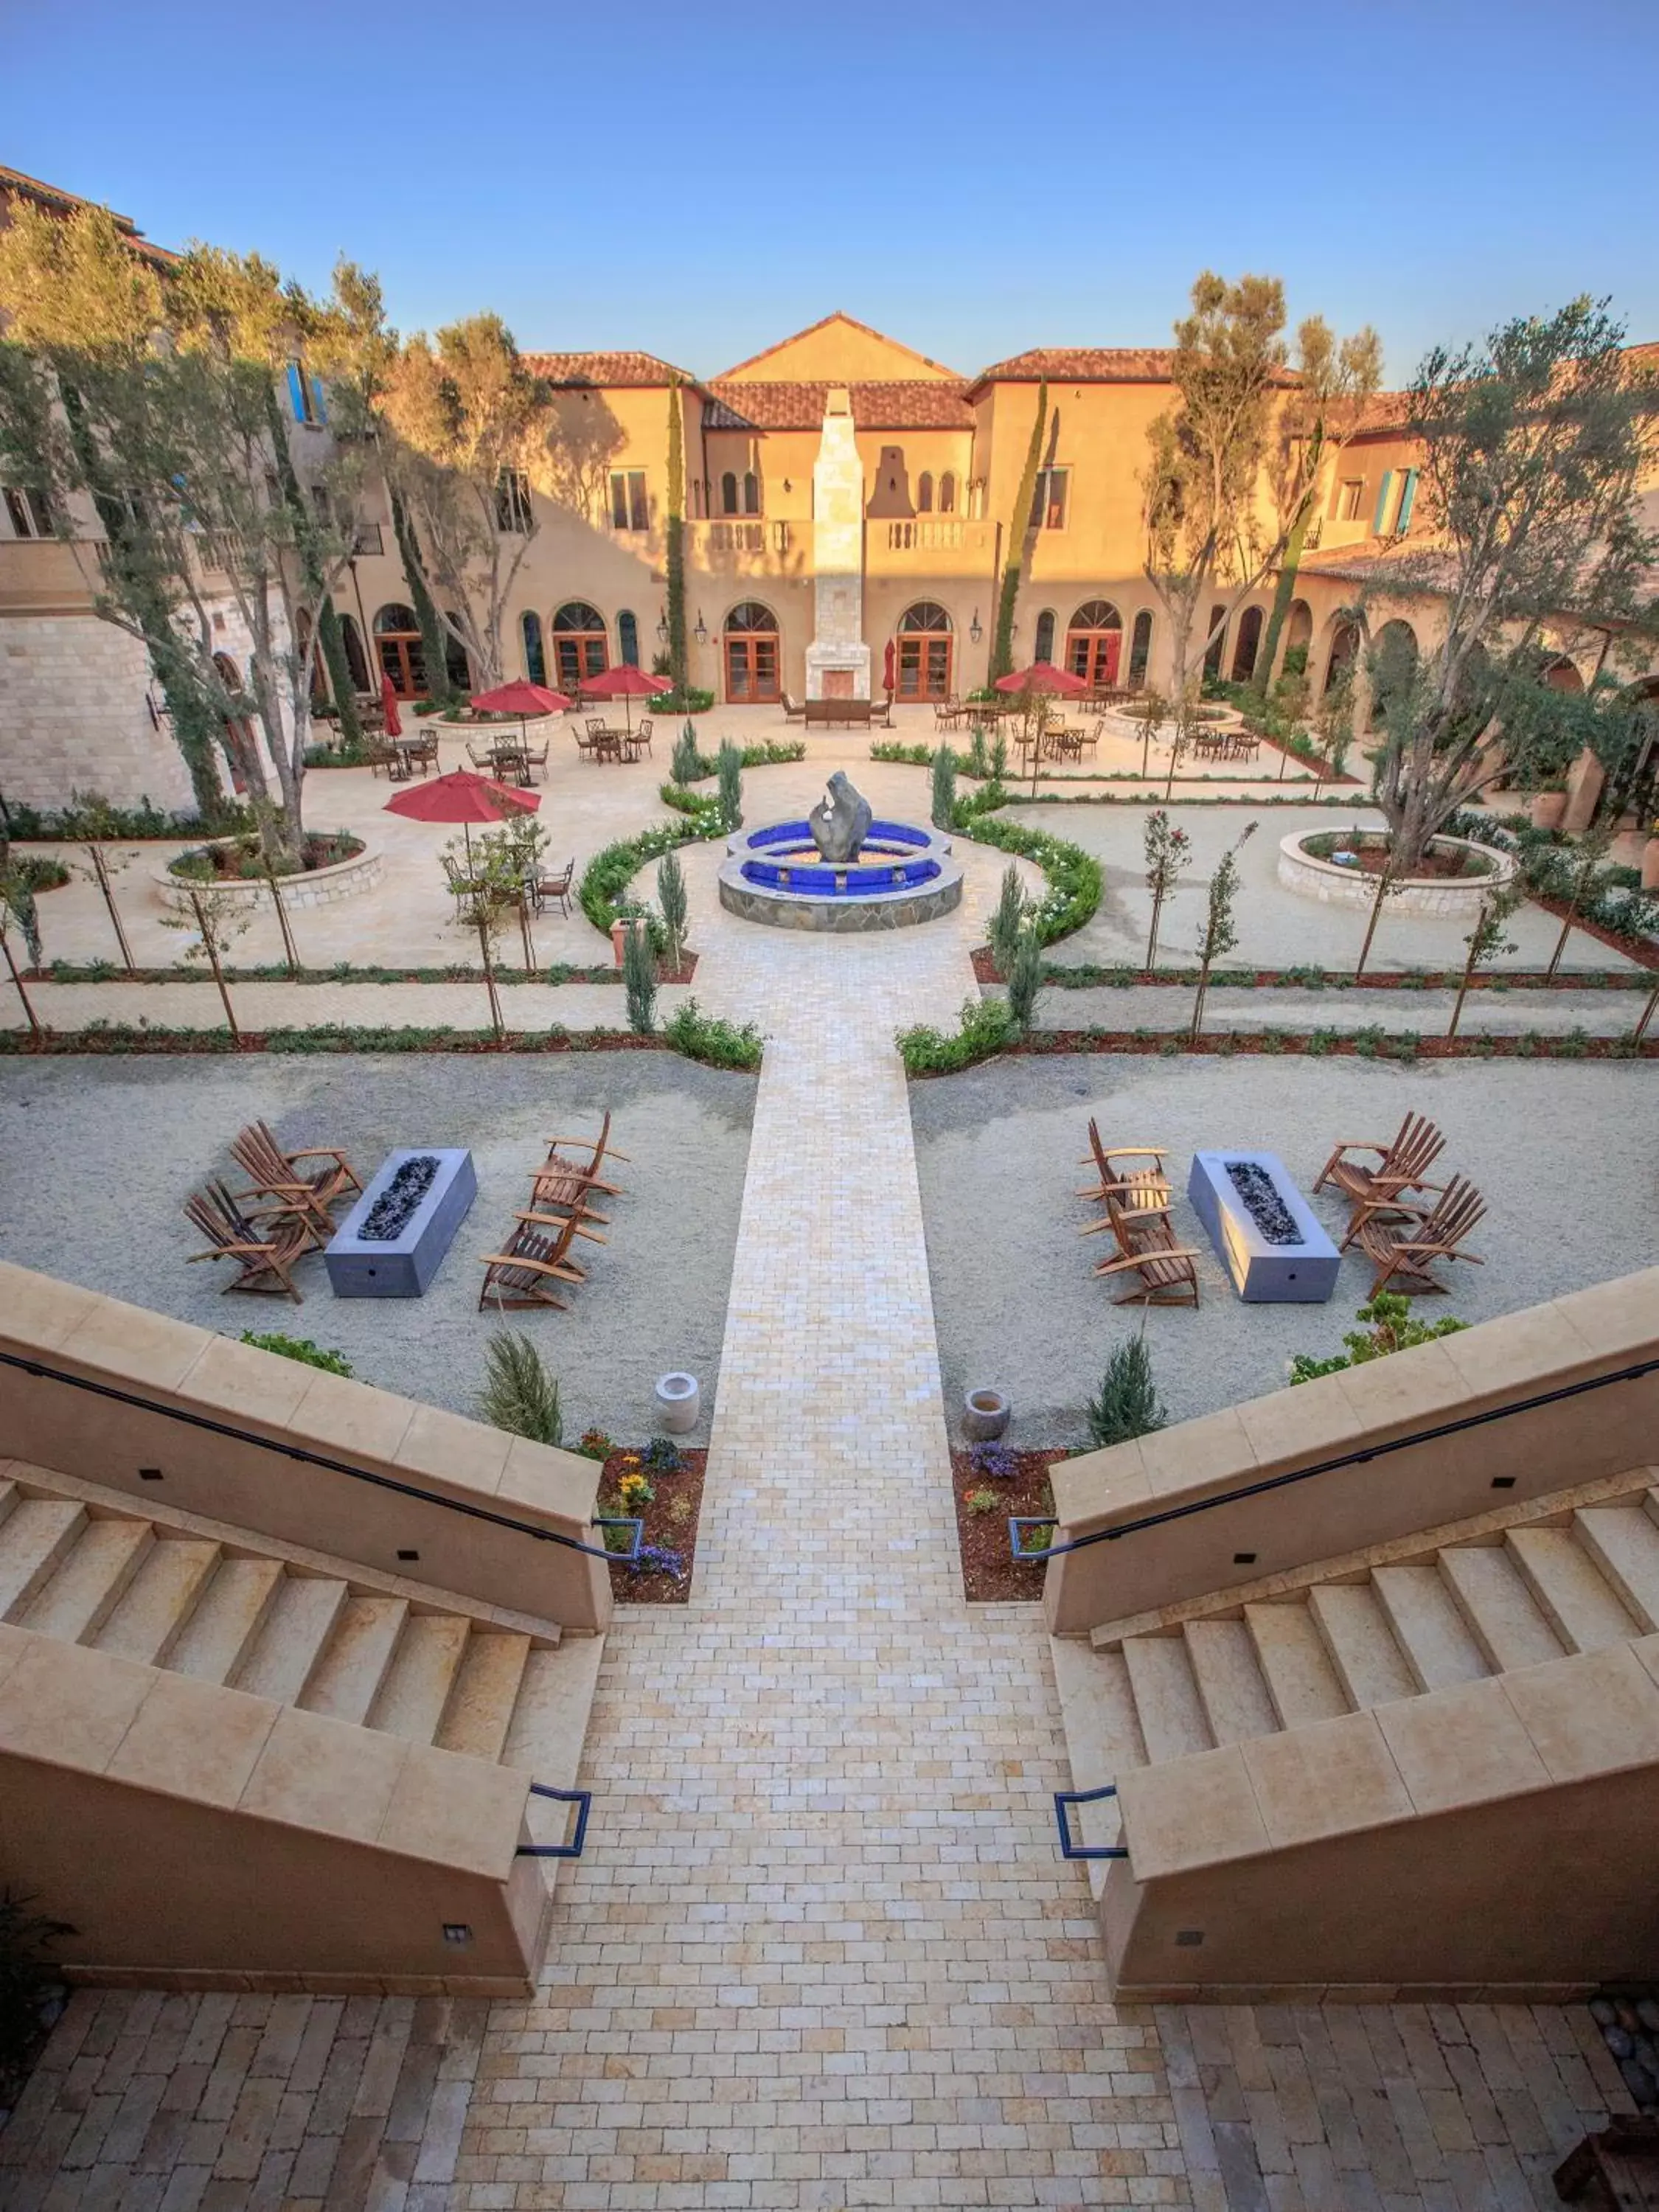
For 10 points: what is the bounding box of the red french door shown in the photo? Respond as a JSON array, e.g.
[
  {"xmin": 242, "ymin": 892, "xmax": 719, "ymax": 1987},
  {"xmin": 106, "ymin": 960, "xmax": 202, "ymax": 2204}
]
[
  {"xmin": 1065, "ymin": 629, "xmax": 1121, "ymax": 689},
  {"xmin": 725, "ymin": 633, "xmax": 779, "ymax": 702},
  {"xmin": 897, "ymin": 634, "xmax": 953, "ymax": 700}
]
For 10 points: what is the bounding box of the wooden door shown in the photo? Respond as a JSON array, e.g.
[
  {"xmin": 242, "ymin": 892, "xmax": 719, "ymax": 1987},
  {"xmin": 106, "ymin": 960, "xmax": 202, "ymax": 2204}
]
[
  {"xmin": 725, "ymin": 634, "xmax": 779, "ymax": 702},
  {"xmin": 897, "ymin": 635, "xmax": 952, "ymax": 700},
  {"xmin": 1066, "ymin": 630, "xmax": 1120, "ymax": 690}
]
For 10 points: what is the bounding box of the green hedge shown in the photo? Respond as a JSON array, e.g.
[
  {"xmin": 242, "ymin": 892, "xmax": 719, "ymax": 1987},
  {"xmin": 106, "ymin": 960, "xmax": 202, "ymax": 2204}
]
[
  {"xmin": 578, "ymin": 813, "xmax": 727, "ymax": 936},
  {"xmin": 952, "ymin": 801, "xmax": 1102, "ymax": 945}
]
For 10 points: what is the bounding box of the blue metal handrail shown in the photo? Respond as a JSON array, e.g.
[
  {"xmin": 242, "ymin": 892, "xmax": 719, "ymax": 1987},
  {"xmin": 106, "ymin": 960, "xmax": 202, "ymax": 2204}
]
[
  {"xmin": 1054, "ymin": 1785, "xmax": 1128, "ymax": 1861},
  {"xmin": 0, "ymin": 1348, "xmax": 628, "ymax": 1563},
  {"xmin": 515, "ymin": 1784, "xmax": 591, "ymax": 1859},
  {"xmin": 1012, "ymin": 1354, "xmax": 1659, "ymax": 1564},
  {"xmin": 593, "ymin": 1515, "xmax": 644, "ymax": 1564}
]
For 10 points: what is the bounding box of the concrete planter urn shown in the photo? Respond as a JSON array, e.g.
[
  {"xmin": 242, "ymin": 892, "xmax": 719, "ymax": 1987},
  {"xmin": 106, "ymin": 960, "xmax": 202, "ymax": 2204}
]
[
  {"xmin": 655, "ymin": 1371, "xmax": 700, "ymax": 1434},
  {"xmin": 962, "ymin": 1387, "xmax": 1011, "ymax": 1442},
  {"xmin": 1529, "ymin": 792, "xmax": 1569, "ymax": 831},
  {"xmin": 611, "ymin": 916, "xmax": 650, "ymax": 967}
]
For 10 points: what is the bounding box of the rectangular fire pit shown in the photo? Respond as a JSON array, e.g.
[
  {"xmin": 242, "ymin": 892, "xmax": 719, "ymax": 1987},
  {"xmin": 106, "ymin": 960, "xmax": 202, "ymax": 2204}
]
[
  {"xmin": 325, "ymin": 1147, "xmax": 476, "ymax": 1298},
  {"xmin": 1186, "ymin": 1149, "xmax": 1340, "ymax": 1304}
]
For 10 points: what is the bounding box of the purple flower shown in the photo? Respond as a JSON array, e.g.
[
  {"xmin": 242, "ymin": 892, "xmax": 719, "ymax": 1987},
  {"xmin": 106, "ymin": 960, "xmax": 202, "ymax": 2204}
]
[
  {"xmin": 630, "ymin": 1543, "xmax": 684, "ymax": 1579},
  {"xmin": 970, "ymin": 1442, "xmax": 1018, "ymax": 1481}
]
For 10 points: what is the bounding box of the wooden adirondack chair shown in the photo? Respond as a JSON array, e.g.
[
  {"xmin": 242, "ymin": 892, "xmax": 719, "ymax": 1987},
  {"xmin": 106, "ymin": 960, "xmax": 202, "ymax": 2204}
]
[
  {"xmin": 1315, "ymin": 1112, "xmax": 1446, "ymax": 1242},
  {"xmin": 479, "ymin": 1206, "xmax": 605, "ymax": 1312},
  {"xmin": 527, "ymin": 1156, "xmax": 611, "ymax": 1225},
  {"xmin": 1353, "ymin": 1175, "xmax": 1486, "ymax": 1297},
  {"xmin": 1089, "ymin": 1193, "xmax": 1202, "ymax": 1307},
  {"xmin": 184, "ymin": 1181, "xmax": 321, "ymax": 1303},
  {"xmin": 541, "ymin": 1109, "xmax": 627, "ymax": 1197},
  {"xmin": 1077, "ymin": 1119, "xmax": 1171, "ymax": 1216},
  {"xmin": 230, "ymin": 1119, "xmax": 361, "ymax": 1233}
]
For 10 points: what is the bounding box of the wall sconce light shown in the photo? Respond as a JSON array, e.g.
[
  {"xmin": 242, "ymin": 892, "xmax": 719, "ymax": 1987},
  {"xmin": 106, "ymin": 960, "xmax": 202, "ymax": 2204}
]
[
  {"xmin": 782, "ymin": 479, "xmax": 793, "ymax": 493},
  {"xmin": 693, "ymin": 610, "xmax": 708, "ymax": 647},
  {"xmin": 655, "ymin": 607, "xmax": 669, "ymax": 644},
  {"xmin": 969, "ymin": 610, "xmax": 983, "ymax": 646}
]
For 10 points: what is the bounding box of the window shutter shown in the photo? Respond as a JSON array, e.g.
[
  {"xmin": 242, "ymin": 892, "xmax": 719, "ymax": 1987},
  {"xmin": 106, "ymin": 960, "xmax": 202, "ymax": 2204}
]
[
  {"xmin": 1371, "ymin": 471, "xmax": 1394, "ymax": 535},
  {"xmin": 1396, "ymin": 469, "xmax": 1417, "ymax": 535},
  {"xmin": 310, "ymin": 377, "xmax": 328, "ymax": 426},
  {"xmin": 286, "ymin": 363, "xmax": 307, "ymax": 421}
]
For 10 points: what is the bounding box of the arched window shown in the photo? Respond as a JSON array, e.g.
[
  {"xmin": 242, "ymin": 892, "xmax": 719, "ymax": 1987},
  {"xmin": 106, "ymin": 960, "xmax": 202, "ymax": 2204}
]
[
  {"xmin": 1065, "ymin": 599, "xmax": 1123, "ymax": 690},
  {"xmin": 552, "ymin": 599, "xmax": 608, "ymax": 689},
  {"xmin": 617, "ymin": 610, "xmax": 640, "ymax": 668},
  {"xmin": 1034, "ymin": 610, "xmax": 1057, "ymax": 664},
  {"xmin": 521, "ymin": 611, "xmax": 547, "ymax": 686},
  {"xmin": 442, "ymin": 615, "xmax": 472, "ymax": 695},
  {"xmin": 1128, "ymin": 611, "xmax": 1152, "ymax": 687},
  {"xmin": 1202, "ymin": 603, "xmax": 1228, "ymax": 680},
  {"xmin": 1231, "ymin": 605, "xmax": 1265, "ymax": 683},
  {"xmin": 339, "ymin": 613, "xmax": 370, "ymax": 692},
  {"xmin": 373, "ymin": 602, "xmax": 427, "ymax": 700},
  {"xmin": 917, "ymin": 472, "xmax": 933, "ymax": 513},
  {"xmin": 897, "ymin": 601, "xmax": 953, "ymax": 701},
  {"xmin": 1324, "ymin": 619, "xmax": 1361, "ymax": 699},
  {"xmin": 212, "ymin": 651, "xmax": 254, "ymax": 793},
  {"xmin": 939, "ymin": 471, "xmax": 956, "ymax": 514},
  {"xmin": 723, "ymin": 601, "xmax": 779, "ymax": 703},
  {"xmin": 1368, "ymin": 619, "xmax": 1419, "ymax": 731},
  {"xmin": 742, "ymin": 470, "xmax": 759, "ymax": 516},
  {"xmin": 720, "ymin": 470, "xmax": 739, "ymax": 516}
]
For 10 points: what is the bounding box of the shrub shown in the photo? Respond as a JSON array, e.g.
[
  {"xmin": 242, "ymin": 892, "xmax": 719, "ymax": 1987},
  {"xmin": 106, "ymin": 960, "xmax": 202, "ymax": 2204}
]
[
  {"xmin": 622, "ymin": 922, "xmax": 657, "ymax": 1033},
  {"xmin": 648, "ymin": 686, "xmax": 715, "ymax": 714},
  {"xmin": 870, "ymin": 740, "xmax": 935, "ymax": 767},
  {"xmin": 664, "ymin": 995, "xmax": 763, "ymax": 1069},
  {"xmin": 238, "ymin": 1331, "xmax": 353, "ymax": 1377},
  {"xmin": 716, "ymin": 740, "xmax": 743, "ymax": 830},
  {"xmin": 641, "ymin": 1436, "xmax": 686, "ymax": 1475},
  {"xmin": 1290, "ymin": 1292, "xmax": 1468, "ymax": 1385},
  {"xmin": 897, "ymin": 995, "xmax": 1017, "ymax": 1074},
  {"xmin": 580, "ymin": 818, "xmax": 723, "ymax": 937},
  {"xmin": 958, "ymin": 810, "xmax": 1103, "ymax": 944},
  {"xmin": 931, "ymin": 745, "xmax": 956, "ymax": 828},
  {"xmin": 656, "ymin": 851, "xmax": 688, "ymax": 973},
  {"xmin": 478, "ymin": 1332, "xmax": 563, "ymax": 1444},
  {"xmin": 670, "ymin": 723, "xmax": 702, "ymax": 785},
  {"xmin": 1086, "ymin": 1337, "xmax": 1166, "ymax": 1447},
  {"xmin": 1005, "ymin": 922, "xmax": 1044, "ymax": 1033},
  {"xmin": 988, "ymin": 863, "xmax": 1026, "ymax": 976},
  {"xmin": 969, "ymin": 1441, "xmax": 1017, "ymax": 1481},
  {"xmin": 577, "ymin": 1427, "xmax": 614, "ymax": 1460},
  {"xmin": 965, "ymin": 1487, "xmax": 1003, "ymax": 1514}
]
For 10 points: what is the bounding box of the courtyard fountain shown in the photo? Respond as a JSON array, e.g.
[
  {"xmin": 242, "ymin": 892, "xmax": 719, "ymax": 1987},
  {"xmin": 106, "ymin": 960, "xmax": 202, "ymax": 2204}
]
[{"xmin": 717, "ymin": 770, "xmax": 963, "ymax": 931}]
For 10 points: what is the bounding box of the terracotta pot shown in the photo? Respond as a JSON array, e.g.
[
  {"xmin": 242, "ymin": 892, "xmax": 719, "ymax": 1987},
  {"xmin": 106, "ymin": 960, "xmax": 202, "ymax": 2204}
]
[
  {"xmin": 1643, "ymin": 838, "xmax": 1659, "ymax": 894},
  {"xmin": 610, "ymin": 916, "xmax": 650, "ymax": 967},
  {"xmin": 1529, "ymin": 793, "xmax": 1568, "ymax": 831}
]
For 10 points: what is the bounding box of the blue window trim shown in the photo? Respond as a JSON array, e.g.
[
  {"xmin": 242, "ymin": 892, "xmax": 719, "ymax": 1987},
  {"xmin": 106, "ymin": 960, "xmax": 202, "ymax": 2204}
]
[
  {"xmin": 1395, "ymin": 469, "xmax": 1418, "ymax": 535},
  {"xmin": 1371, "ymin": 470, "xmax": 1394, "ymax": 536}
]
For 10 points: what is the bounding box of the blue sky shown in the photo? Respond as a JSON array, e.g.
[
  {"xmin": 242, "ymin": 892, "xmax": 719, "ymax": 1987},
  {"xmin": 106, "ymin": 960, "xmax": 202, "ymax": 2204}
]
[{"xmin": 8, "ymin": 0, "xmax": 1658, "ymax": 384}]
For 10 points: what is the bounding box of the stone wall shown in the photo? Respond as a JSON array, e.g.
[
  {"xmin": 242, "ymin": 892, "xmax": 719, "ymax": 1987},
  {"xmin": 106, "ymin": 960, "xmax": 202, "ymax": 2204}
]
[{"xmin": 0, "ymin": 611, "xmax": 195, "ymax": 814}]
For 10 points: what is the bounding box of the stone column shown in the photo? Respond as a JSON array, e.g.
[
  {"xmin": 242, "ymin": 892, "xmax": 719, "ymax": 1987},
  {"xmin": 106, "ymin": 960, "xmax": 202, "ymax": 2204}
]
[{"xmin": 805, "ymin": 389, "xmax": 872, "ymax": 700}]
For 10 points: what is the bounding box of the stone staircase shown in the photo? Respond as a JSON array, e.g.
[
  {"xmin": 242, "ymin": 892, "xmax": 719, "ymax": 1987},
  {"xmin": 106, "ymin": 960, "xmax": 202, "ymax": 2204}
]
[
  {"xmin": 1053, "ymin": 1467, "xmax": 1659, "ymax": 1865},
  {"xmin": 0, "ymin": 1458, "xmax": 600, "ymax": 1795}
]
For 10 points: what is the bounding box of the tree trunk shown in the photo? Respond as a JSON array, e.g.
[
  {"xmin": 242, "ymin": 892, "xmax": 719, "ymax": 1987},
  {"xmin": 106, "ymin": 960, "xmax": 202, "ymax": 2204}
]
[
  {"xmin": 390, "ymin": 485, "xmax": 457, "ymax": 706},
  {"xmin": 192, "ymin": 891, "xmax": 241, "ymax": 1044},
  {"xmin": 476, "ymin": 911, "xmax": 504, "ymax": 1040},
  {"xmin": 1447, "ymin": 936, "xmax": 1479, "ymax": 1040},
  {"xmin": 1, "ymin": 932, "xmax": 41, "ymax": 1037},
  {"xmin": 1251, "ymin": 499, "xmax": 1312, "ymax": 703},
  {"xmin": 89, "ymin": 845, "xmax": 135, "ymax": 972},
  {"xmin": 1145, "ymin": 888, "xmax": 1165, "ymax": 970},
  {"xmin": 1633, "ymin": 978, "xmax": 1659, "ymax": 1046}
]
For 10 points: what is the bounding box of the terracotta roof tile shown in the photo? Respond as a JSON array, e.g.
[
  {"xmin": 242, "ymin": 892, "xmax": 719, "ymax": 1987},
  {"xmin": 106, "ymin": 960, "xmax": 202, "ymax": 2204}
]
[
  {"xmin": 703, "ymin": 378, "xmax": 975, "ymax": 432},
  {"xmin": 524, "ymin": 349, "xmax": 698, "ymax": 389},
  {"xmin": 964, "ymin": 346, "xmax": 1301, "ymax": 397}
]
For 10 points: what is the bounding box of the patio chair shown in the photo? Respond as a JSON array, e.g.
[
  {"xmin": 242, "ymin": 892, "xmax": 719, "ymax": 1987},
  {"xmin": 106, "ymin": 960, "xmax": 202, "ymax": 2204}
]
[
  {"xmin": 1353, "ymin": 1175, "xmax": 1486, "ymax": 1298},
  {"xmin": 521, "ymin": 739, "xmax": 550, "ymax": 782},
  {"xmin": 574, "ymin": 731, "xmax": 602, "ymax": 762},
  {"xmin": 184, "ymin": 1181, "xmax": 321, "ymax": 1304},
  {"xmin": 532, "ymin": 857, "xmax": 574, "ymax": 917},
  {"xmin": 526, "ymin": 1155, "xmax": 612, "ymax": 1225},
  {"xmin": 465, "ymin": 740, "xmax": 495, "ymax": 771},
  {"xmin": 478, "ymin": 1207, "xmax": 603, "ymax": 1312},
  {"xmin": 1088, "ymin": 1193, "xmax": 1202, "ymax": 1307},
  {"xmin": 1077, "ymin": 1121, "xmax": 1172, "ymax": 1217},
  {"xmin": 230, "ymin": 1119, "xmax": 363, "ymax": 1231},
  {"xmin": 1079, "ymin": 718, "xmax": 1102, "ymax": 759},
  {"xmin": 1315, "ymin": 1112, "xmax": 1446, "ymax": 1242},
  {"xmin": 632, "ymin": 718, "xmax": 653, "ymax": 758},
  {"xmin": 542, "ymin": 1107, "xmax": 627, "ymax": 1196}
]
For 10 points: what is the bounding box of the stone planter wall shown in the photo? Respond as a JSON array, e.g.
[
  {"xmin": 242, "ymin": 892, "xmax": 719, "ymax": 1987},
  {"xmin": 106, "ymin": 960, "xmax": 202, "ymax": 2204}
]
[
  {"xmin": 154, "ymin": 841, "xmax": 383, "ymax": 913},
  {"xmin": 1276, "ymin": 830, "xmax": 1516, "ymax": 918}
]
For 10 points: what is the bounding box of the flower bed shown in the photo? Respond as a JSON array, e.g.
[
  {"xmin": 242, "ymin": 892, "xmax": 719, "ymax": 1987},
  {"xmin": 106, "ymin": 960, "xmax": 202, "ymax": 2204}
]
[
  {"xmin": 970, "ymin": 948, "xmax": 1651, "ymax": 991},
  {"xmin": 1278, "ymin": 829, "xmax": 1514, "ymax": 916},
  {"xmin": 591, "ymin": 1439, "xmax": 707, "ymax": 1602},
  {"xmin": 951, "ymin": 1444, "xmax": 1065, "ymax": 1601},
  {"xmin": 158, "ymin": 834, "xmax": 380, "ymax": 912}
]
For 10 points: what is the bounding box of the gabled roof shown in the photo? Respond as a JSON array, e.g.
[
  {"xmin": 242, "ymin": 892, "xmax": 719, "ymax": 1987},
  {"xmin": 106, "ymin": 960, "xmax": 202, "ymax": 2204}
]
[
  {"xmin": 715, "ymin": 313, "xmax": 960, "ymax": 383},
  {"xmin": 524, "ymin": 349, "xmax": 699, "ymax": 391},
  {"xmin": 0, "ymin": 161, "xmax": 178, "ymax": 266},
  {"xmin": 703, "ymin": 378, "xmax": 975, "ymax": 433}
]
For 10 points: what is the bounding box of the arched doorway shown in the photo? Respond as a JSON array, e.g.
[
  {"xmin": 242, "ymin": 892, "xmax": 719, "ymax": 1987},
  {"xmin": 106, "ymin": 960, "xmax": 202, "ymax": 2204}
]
[
  {"xmin": 1231, "ymin": 605, "xmax": 1265, "ymax": 682},
  {"xmin": 1202, "ymin": 604, "xmax": 1228, "ymax": 679},
  {"xmin": 1368, "ymin": 619, "xmax": 1419, "ymax": 730},
  {"xmin": 552, "ymin": 601, "xmax": 608, "ymax": 690},
  {"xmin": 339, "ymin": 613, "xmax": 370, "ymax": 692},
  {"xmin": 212, "ymin": 652, "xmax": 254, "ymax": 793},
  {"xmin": 1285, "ymin": 600, "xmax": 1313, "ymax": 655},
  {"xmin": 1543, "ymin": 654, "xmax": 1585, "ymax": 695},
  {"xmin": 1065, "ymin": 599, "xmax": 1122, "ymax": 689},
  {"xmin": 897, "ymin": 601, "xmax": 953, "ymax": 700},
  {"xmin": 521, "ymin": 611, "xmax": 547, "ymax": 686},
  {"xmin": 373, "ymin": 603, "xmax": 426, "ymax": 699},
  {"xmin": 441, "ymin": 617, "xmax": 473, "ymax": 698},
  {"xmin": 1033, "ymin": 610, "xmax": 1057, "ymax": 666},
  {"xmin": 1323, "ymin": 619, "xmax": 1361, "ymax": 698},
  {"xmin": 1128, "ymin": 611, "xmax": 1153, "ymax": 687},
  {"xmin": 724, "ymin": 602, "xmax": 780, "ymax": 702}
]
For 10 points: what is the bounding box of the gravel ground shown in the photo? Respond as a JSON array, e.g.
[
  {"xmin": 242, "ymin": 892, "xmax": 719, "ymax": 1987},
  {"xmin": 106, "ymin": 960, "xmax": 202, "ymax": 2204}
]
[
  {"xmin": 1001, "ymin": 981, "xmax": 1649, "ymax": 1038},
  {"xmin": 910, "ymin": 1052, "xmax": 1658, "ymax": 1448},
  {"xmin": 1008, "ymin": 800, "xmax": 1641, "ymax": 975},
  {"xmin": 0, "ymin": 1054, "xmax": 754, "ymax": 1443}
]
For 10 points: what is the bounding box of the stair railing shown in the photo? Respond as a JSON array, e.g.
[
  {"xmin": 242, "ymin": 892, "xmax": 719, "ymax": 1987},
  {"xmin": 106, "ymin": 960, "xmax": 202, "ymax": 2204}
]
[
  {"xmin": 1054, "ymin": 1785, "xmax": 1127, "ymax": 1861},
  {"xmin": 516, "ymin": 1784, "xmax": 592, "ymax": 1859}
]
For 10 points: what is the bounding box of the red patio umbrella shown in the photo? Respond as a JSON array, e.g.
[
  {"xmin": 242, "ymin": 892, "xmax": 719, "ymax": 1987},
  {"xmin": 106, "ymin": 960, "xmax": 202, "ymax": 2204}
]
[
  {"xmin": 383, "ymin": 768, "xmax": 539, "ymax": 860},
  {"xmin": 468, "ymin": 681, "xmax": 570, "ymax": 717},
  {"xmin": 380, "ymin": 671, "xmax": 403, "ymax": 740},
  {"xmin": 581, "ymin": 664, "xmax": 659, "ymax": 733},
  {"xmin": 992, "ymin": 661, "xmax": 1088, "ymax": 695},
  {"xmin": 883, "ymin": 638, "xmax": 896, "ymax": 695}
]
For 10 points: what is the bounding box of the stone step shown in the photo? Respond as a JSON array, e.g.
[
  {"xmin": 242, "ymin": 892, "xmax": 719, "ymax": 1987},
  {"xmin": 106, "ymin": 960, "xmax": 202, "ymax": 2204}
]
[
  {"xmin": 0, "ymin": 1500, "xmax": 88, "ymax": 1620},
  {"xmin": 368, "ymin": 1613, "xmax": 471, "ymax": 1744},
  {"xmin": 167, "ymin": 1558, "xmax": 286, "ymax": 1684},
  {"xmin": 1245, "ymin": 1601, "xmax": 1351, "ymax": 1728},
  {"xmin": 0, "ymin": 1478, "xmax": 19, "ymax": 1531},
  {"xmin": 17, "ymin": 1517, "xmax": 153, "ymax": 1644},
  {"xmin": 1308, "ymin": 1583, "xmax": 1417, "ymax": 1710},
  {"xmin": 1370, "ymin": 1562, "xmax": 1491, "ymax": 1692},
  {"xmin": 300, "ymin": 1596, "xmax": 411, "ymax": 1725},
  {"xmin": 1506, "ymin": 1527, "xmax": 1638, "ymax": 1654},
  {"xmin": 1048, "ymin": 1641, "xmax": 1148, "ymax": 1790},
  {"xmin": 1573, "ymin": 1506, "xmax": 1659, "ymax": 1635},
  {"xmin": 94, "ymin": 1539, "xmax": 221, "ymax": 1665},
  {"xmin": 1121, "ymin": 1634, "xmax": 1214, "ymax": 1763},
  {"xmin": 437, "ymin": 1632, "xmax": 533, "ymax": 1762},
  {"xmin": 1439, "ymin": 1545, "xmax": 1564, "ymax": 1672},
  {"xmin": 1183, "ymin": 1618, "xmax": 1279, "ymax": 1745},
  {"xmin": 234, "ymin": 1576, "xmax": 350, "ymax": 1705},
  {"xmin": 502, "ymin": 1638, "xmax": 608, "ymax": 1857}
]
